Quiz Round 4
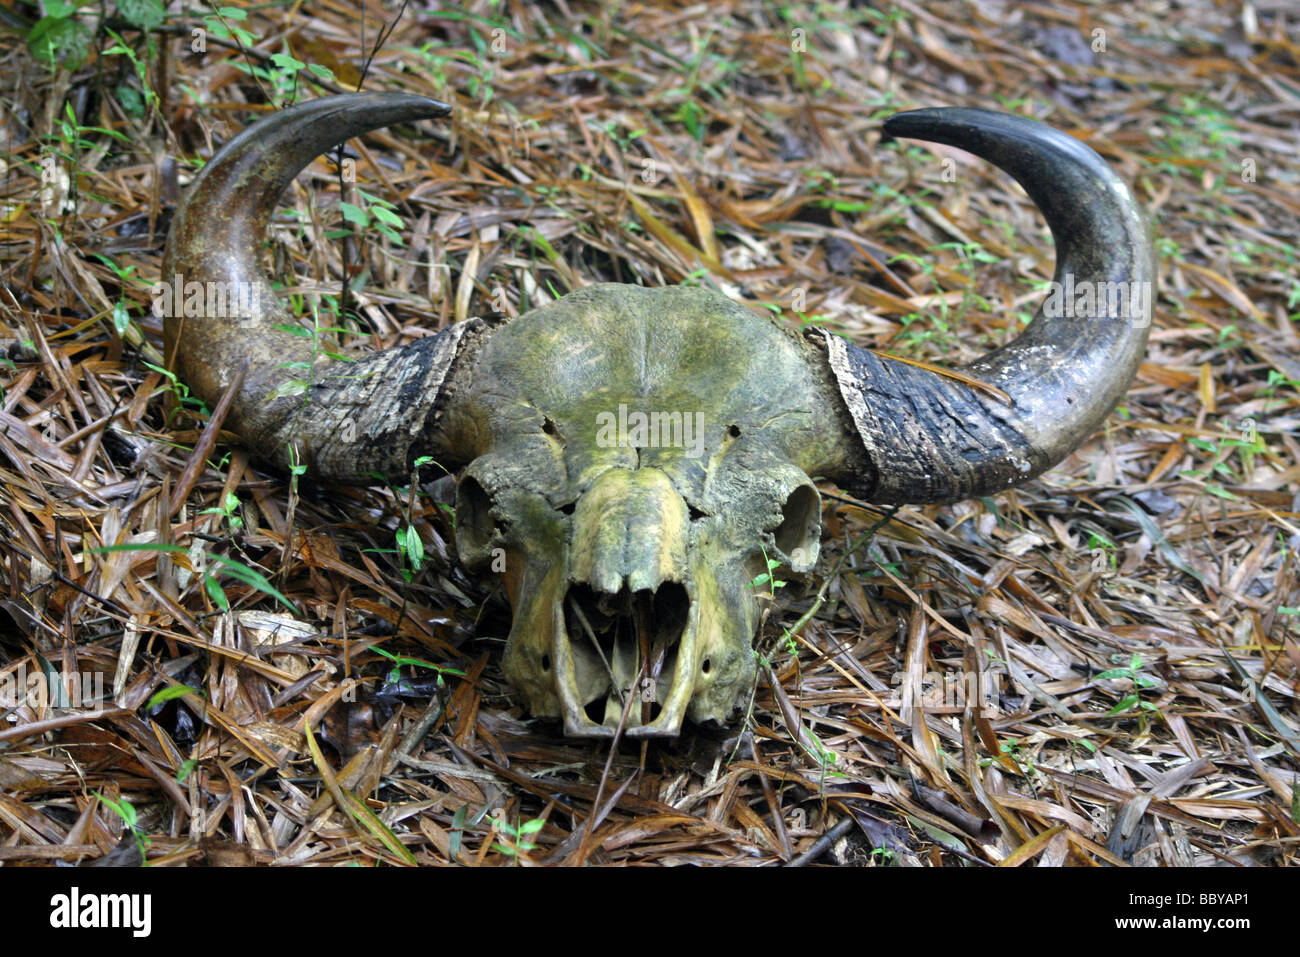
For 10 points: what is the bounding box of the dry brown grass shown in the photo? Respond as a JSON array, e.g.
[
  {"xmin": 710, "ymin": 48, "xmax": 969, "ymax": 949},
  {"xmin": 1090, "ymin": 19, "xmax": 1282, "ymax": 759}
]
[{"xmin": 0, "ymin": 0, "xmax": 1297, "ymax": 867}]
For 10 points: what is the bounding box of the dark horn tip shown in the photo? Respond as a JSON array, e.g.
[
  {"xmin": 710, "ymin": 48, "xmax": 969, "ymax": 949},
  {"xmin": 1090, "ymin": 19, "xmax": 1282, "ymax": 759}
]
[
  {"xmin": 173, "ymin": 91, "xmax": 456, "ymax": 226},
  {"xmin": 319, "ymin": 91, "xmax": 453, "ymax": 123},
  {"xmin": 882, "ymin": 107, "xmax": 961, "ymax": 139},
  {"xmin": 881, "ymin": 107, "xmax": 1111, "ymax": 174},
  {"xmin": 378, "ymin": 93, "xmax": 453, "ymax": 119},
  {"xmin": 883, "ymin": 106, "xmax": 1014, "ymax": 139}
]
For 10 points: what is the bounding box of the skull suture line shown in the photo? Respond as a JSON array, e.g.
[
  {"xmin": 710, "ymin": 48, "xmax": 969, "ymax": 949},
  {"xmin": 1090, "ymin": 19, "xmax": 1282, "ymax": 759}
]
[{"xmin": 162, "ymin": 94, "xmax": 1154, "ymax": 737}]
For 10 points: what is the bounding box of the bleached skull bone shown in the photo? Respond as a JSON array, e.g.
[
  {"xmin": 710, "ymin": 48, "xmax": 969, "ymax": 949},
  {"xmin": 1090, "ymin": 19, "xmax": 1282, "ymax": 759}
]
[{"xmin": 161, "ymin": 94, "xmax": 1155, "ymax": 737}]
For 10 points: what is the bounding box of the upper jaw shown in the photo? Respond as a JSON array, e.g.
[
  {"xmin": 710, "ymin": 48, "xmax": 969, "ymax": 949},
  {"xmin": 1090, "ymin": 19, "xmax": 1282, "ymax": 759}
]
[{"xmin": 551, "ymin": 581, "xmax": 698, "ymax": 738}]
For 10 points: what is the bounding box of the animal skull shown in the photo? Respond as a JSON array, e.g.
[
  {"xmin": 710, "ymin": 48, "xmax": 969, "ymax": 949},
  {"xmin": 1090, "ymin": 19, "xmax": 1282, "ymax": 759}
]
[{"xmin": 161, "ymin": 94, "xmax": 1154, "ymax": 737}]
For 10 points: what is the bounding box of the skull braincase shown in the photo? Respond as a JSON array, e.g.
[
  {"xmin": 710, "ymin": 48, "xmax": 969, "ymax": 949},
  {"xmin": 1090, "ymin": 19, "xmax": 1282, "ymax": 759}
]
[{"xmin": 445, "ymin": 284, "xmax": 842, "ymax": 737}]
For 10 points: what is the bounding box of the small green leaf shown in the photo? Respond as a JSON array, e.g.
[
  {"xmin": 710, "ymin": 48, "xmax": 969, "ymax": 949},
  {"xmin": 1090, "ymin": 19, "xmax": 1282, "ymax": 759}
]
[
  {"xmin": 112, "ymin": 301, "xmax": 131, "ymax": 336},
  {"xmin": 339, "ymin": 202, "xmax": 369, "ymax": 226},
  {"xmin": 372, "ymin": 646, "xmax": 464, "ymax": 677},
  {"xmin": 1205, "ymin": 484, "xmax": 1242, "ymax": 501},
  {"xmin": 97, "ymin": 792, "xmax": 138, "ymax": 829},
  {"xmin": 270, "ymin": 52, "xmax": 305, "ymax": 72},
  {"xmin": 371, "ymin": 205, "xmax": 403, "ymax": 227},
  {"xmin": 146, "ymin": 684, "xmax": 200, "ymax": 710},
  {"xmin": 206, "ymin": 554, "xmax": 297, "ymax": 612},
  {"xmin": 115, "ymin": 83, "xmax": 145, "ymax": 117},
  {"xmin": 1095, "ymin": 668, "xmax": 1132, "ymax": 681},
  {"xmin": 266, "ymin": 378, "xmax": 309, "ymax": 401},
  {"xmin": 205, "ymin": 575, "xmax": 229, "ymax": 611},
  {"xmin": 373, "ymin": 223, "xmax": 404, "ymax": 246},
  {"xmin": 117, "ymin": 0, "xmax": 166, "ymax": 31},
  {"xmin": 395, "ymin": 526, "xmax": 423, "ymax": 570},
  {"xmin": 28, "ymin": 14, "xmax": 91, "ymax": 67},
  {"xmin": 450, "ymin": 805, "xmax": 468, "ymax": 861},
  {"xmin": 1108, "ymin": 694, "xmax": 1140, "ymax": 715}
]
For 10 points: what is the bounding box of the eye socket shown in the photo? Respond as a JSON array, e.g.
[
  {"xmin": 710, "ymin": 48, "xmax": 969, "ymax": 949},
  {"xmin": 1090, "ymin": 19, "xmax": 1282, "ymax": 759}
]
[
  {"xmin": 771, "ymin": 484, "xmax": 819, "ymax": 569},
  {"xmin": 454, "ymin": 475, "xmax": 501, "ymax": 566}
]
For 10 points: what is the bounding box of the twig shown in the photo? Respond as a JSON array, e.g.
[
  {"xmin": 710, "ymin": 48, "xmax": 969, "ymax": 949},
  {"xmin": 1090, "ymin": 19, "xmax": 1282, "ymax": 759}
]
[{"xmin": 788, "ymin": 815, "xmax": 854, "ymax": 867}]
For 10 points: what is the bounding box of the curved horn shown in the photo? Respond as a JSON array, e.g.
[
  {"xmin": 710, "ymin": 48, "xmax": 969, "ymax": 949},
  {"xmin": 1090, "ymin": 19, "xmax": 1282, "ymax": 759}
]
[
  {"xmin": 162, "ymin": 93, "xmax": 488, "ymax": 483},
  {"xmin": 811, "ymin": 108, "xmax": 1155, "ymax": 504}
]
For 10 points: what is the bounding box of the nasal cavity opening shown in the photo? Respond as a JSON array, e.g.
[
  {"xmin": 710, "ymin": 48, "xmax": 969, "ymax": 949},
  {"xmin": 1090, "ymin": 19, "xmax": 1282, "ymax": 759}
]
[
  {"xmin": 564, "ymin": 581, "xmax": 690, "ymax": 714},
  {"xmin": 454, "ymin": 476, "xmax": 497, "ymax": 562},
  {"xmin": 582, "ymin": 698, "xmax": 664, "ymax": 725}
]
